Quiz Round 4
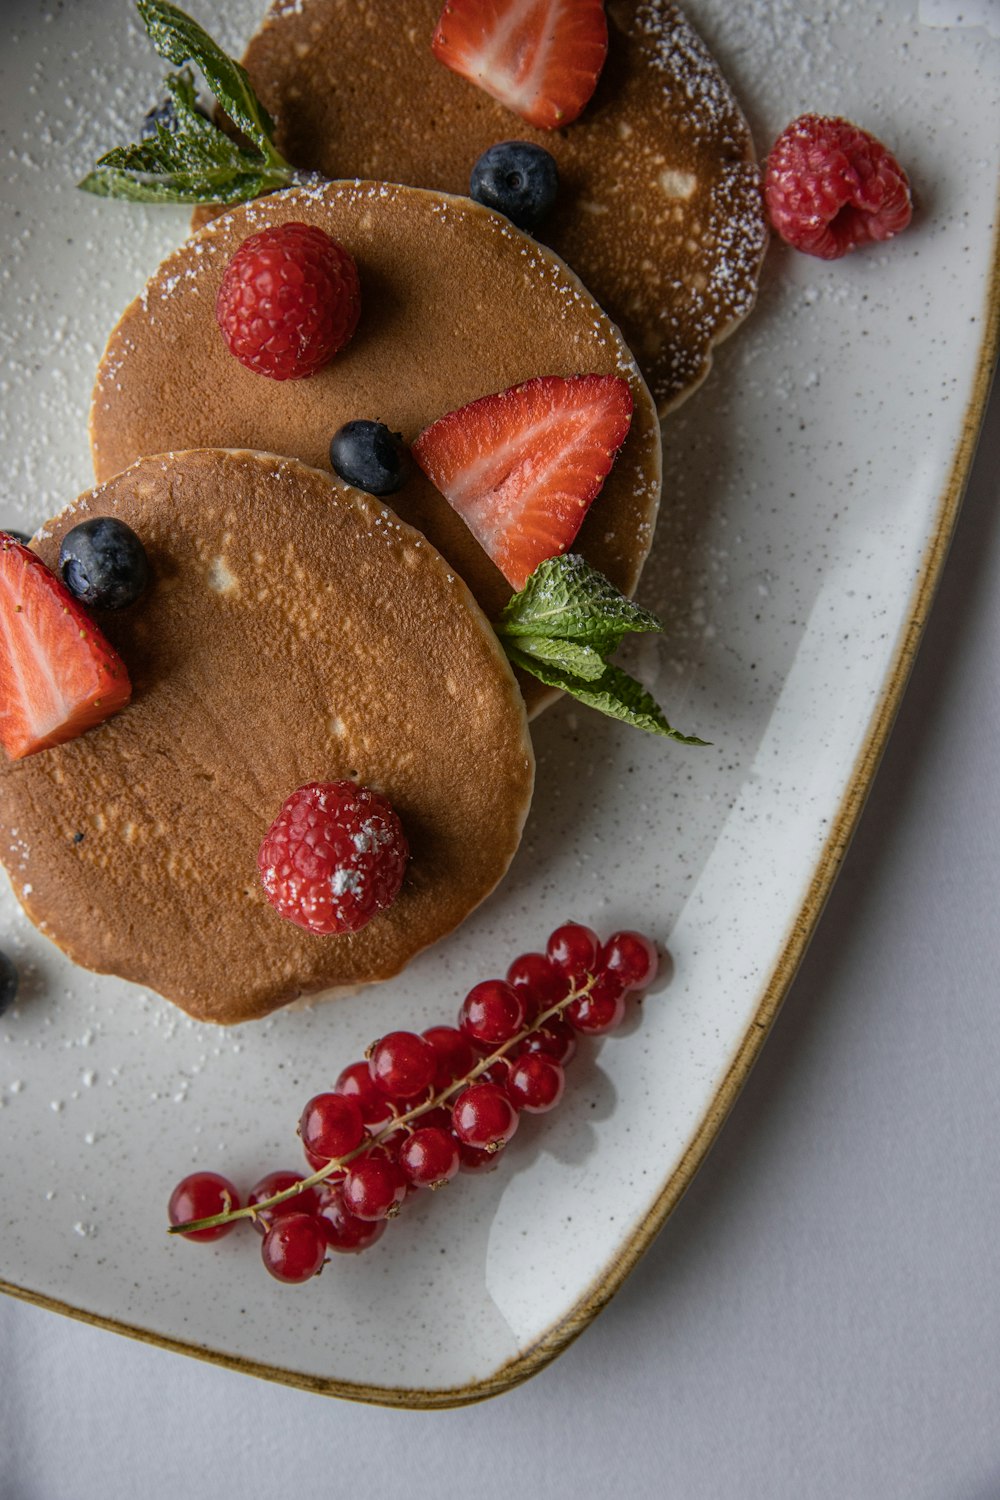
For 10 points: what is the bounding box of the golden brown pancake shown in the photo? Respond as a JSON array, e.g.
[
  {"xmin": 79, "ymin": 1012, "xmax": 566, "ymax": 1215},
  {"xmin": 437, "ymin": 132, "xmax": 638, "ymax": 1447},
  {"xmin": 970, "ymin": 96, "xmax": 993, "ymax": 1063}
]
[
  {"xmin": 193, "ymin": 0, "xmax": 766, "ymax": 413},
  {"xmin": 0, "ymin": 450, "xmax": 535, "ymax": 1025},
  {"xmin": 91, "ymin": 181, "xmax": 662, "ymax": 717}
]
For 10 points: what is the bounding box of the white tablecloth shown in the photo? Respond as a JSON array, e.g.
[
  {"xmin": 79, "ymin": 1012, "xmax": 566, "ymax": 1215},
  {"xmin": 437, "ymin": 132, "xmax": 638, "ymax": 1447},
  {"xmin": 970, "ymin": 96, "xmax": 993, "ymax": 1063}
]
[{"xmin": 2, "ymin": 373, "xmax": 998, "ymax": 1500}]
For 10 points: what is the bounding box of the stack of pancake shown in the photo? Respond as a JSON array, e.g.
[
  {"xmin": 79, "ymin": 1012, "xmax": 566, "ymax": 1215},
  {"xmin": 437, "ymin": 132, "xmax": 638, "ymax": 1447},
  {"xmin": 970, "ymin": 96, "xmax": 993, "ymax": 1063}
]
[{"xmin": 0, "ymin": 0, "xmax": 766, "ymax": 1023}]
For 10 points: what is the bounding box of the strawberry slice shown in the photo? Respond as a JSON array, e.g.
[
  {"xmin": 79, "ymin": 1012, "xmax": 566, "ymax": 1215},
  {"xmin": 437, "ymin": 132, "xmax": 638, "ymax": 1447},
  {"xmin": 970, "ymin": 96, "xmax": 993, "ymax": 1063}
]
[
  {"xmin": 431, "ymin": 0, "xmax": 609, "ymax": 130},
  {"xmin": 0, "ymin": 533, "xmax": 132, "ymax": 761},
  {"xmin": 412, "ymin": 374, "xmax": 633, "ymax": 591}
]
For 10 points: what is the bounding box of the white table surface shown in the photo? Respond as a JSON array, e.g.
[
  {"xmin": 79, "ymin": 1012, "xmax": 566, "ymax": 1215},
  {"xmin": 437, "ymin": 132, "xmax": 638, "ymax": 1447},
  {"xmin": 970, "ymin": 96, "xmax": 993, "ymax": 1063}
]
[{"xmin": 1, "ymin": 362, "xmax": 998, "ymax": 1500}]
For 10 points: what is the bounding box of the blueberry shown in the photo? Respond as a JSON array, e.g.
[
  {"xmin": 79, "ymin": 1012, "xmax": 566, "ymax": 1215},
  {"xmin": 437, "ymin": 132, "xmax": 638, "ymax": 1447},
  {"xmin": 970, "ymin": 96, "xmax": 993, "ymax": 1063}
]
[
  {"xmin": 469, "ymin": 142, "xmax": 560, "ymax": 232},
  {"xmin": 59, "ymin": 517, "xmax": 149, "ymax": 611},
  {"xmin": 141, "ymin": 95, "xmax": 210, "ymax": 139},
  {"xmin": 329, "ymin": 422, "xmax": 410, "ymax": 497},
  {"xmin": 0, "ymin": 951, "xmax": 18, "ymax": 1017}
]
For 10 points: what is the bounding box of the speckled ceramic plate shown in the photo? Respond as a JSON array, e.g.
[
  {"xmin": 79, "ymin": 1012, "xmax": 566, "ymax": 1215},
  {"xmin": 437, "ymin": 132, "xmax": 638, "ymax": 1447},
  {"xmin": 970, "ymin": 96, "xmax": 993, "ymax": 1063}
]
[{"xmin": 0, "ymin": 0, "xmax": 997, "ymax": 1408}]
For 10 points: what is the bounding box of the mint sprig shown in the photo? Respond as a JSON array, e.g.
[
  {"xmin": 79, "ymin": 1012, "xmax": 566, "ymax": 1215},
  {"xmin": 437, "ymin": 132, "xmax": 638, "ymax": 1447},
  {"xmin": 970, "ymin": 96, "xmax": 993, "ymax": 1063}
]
[
  {"xmin": 79, "ymin": 0, "xmax": 293, "ymax": 204},
  {"xmin": 496, "ymin": 555, "xmax": 707, "ymax": 745}
]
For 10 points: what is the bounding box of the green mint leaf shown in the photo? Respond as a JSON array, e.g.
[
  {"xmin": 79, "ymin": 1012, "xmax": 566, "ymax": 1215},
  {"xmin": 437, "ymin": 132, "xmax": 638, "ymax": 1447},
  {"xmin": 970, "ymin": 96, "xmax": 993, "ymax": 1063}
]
[
  {"xmin": 508, "ymin": 635, "xmax": 608, "ymax": 681},
  {"xmin": 506, "ymin": 648, "xmax": 708, "ymax": 744},
  {"xmin": 135, "ymin": 0, "xmax": 285, "ymax": 165},
  {"xmin": 496, "ymin": 554, "xmax": 664, "ymax": 655}
]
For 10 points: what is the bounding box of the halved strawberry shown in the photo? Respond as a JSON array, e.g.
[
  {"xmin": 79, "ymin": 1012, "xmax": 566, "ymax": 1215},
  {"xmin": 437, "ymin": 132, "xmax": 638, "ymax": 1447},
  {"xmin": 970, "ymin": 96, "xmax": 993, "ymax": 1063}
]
[
  {"xmin": 412, "ymin": 374, "xmax": 633, "ymax": 591},
  {"xmin": 0, "ymin": 534, "xmax": 132, "ymax": 761},
  {"xmin": 431, "ymin": 0, "xmax": 609, "ymax": 130}
]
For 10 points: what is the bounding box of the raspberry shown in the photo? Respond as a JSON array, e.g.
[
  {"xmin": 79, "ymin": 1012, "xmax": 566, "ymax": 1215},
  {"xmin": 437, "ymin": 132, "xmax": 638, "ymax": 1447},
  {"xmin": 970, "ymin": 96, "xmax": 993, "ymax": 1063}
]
[
  {"xmin": 215, "ymin": 222, "xmax": 360, "ymax": 380},
  {"xmin": 258, "ymin": 780, "xmax": 408, "ymax": 935},
  {"xmin": 764, "ymin": 114, "xmax": 912, "ymax": 260}
]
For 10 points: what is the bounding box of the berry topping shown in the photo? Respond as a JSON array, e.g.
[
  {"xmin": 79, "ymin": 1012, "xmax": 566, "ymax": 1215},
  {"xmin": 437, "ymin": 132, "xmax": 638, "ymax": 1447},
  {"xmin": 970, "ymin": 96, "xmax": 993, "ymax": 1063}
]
[
  {"xmin": 215, "ymin": 222, "xmax": 360, "ymax": 380},
  {"xmin": 764, "ymin": 114, "xmax": 913, "ymax": 260},
  {"xmin": 506, "ymin": 951, "xmax": 569, "ymax": 1013},
  {"xmin": 317, "ymin": 1186, "xmax": 388, "ymax": 1253},
  {"xmin": 59, "ymin": 517, "xmax": 149, "ymax": 612},
  {"xmin": 335, "ymin": 1060, "xmax": 398, "ymax": 1128},
  {"xmin": 261, "ymin": 1212, "xmax": 327, "ymax": 1283},
  {"xmin": 432, "ymin": 0, "xmax": 608, "ymax": 130},
  {"xmin": 0, "ymin": 952, "xmax": 18, "ymax": 1018},
  {"xmin": 247, "ymin": 1170, "xmax": 319, "ymax": 1235},
  {"xmin": 0, "ymin": 533, "xmax": 132, "ymax": 761},
  {"xmin": 565, "ymin": 970, "xmax": 627, "ymax": 1034},
  {"xmin": 451, "ymin": 1082, "xmax": 519, "ymax": 1150},
  {"xmin": 469, "ymin": 141, "xmax": 559, "ymax": 230},
  {"xmin": 369, "ymin": 1031, "xmax": 437, "ymax": 1101},
  {"xmin": 329, "ymin": 420, "xmax": 410, "ymax": 497},
  {"xmin": 298, "ymin": 1092, "xmax": 366, "ymax": 1163},
  {"xmin": 258, "ymin": 780, "xmax": 409, "ymax": 936},
  {"xmin": 4, "ymin": 529, "xmax": 31, "ymax": 545},
  {"xmin": 412, "ymin": 374, "xmax": 633, "ymax": 591},
  {"xmin": 168, "ymin": 1172, "xmax": 241, "ymax": 1242},
  {"xmin": 459, "ymin": 979, "xmax": 526, "ymax": 1046}
]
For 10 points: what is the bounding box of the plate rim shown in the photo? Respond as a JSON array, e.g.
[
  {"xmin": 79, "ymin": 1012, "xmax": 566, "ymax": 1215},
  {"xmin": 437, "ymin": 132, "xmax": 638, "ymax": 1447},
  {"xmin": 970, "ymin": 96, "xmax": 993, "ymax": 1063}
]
[{"xmin": 2, "ymin": 200, "xmax": 998, "ymax": 1415}]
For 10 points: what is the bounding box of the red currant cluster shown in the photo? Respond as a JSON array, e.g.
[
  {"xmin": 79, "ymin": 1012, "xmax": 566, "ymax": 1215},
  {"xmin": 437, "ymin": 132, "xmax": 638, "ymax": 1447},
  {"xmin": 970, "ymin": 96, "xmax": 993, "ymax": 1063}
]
[{"xmin": 168, "ymin": 923, "xmax": 658, "ymax": 1283}]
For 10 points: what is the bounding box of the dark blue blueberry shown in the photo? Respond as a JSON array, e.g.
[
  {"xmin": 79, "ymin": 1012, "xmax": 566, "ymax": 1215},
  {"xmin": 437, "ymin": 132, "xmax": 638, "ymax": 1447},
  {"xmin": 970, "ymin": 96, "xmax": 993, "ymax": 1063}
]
[
  {"xmin": 469, "ymin": 141, "xmax": 560, "ymax": 232},
  {"xmin": 59, "ymin": 517, "xmax": 149, "ymax": 611},
  {"xmin": 0, "ymin": 951, "xmax": 18, "ymax": 1017},
  {"xmin": 141, "ymin": 95, "xmax": 210, "ymax": 139},
  {"xmin": 329, "ymin": 422, "xmax": 409, "ymax": 497}
]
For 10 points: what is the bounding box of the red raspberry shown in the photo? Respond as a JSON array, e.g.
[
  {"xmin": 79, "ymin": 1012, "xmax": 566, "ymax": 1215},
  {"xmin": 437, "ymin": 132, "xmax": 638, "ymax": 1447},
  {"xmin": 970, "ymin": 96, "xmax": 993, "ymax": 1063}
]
[
  {"xmin": 764, "ymin": 114, "xmax": 912, "ymax": 260},
  {"xmin": 258, "ymin": 781, "xmax": 408, "ymax": 935},
  {"xmin": 215, "ymin": 222, "xmax": 360, "ymax": 379}
]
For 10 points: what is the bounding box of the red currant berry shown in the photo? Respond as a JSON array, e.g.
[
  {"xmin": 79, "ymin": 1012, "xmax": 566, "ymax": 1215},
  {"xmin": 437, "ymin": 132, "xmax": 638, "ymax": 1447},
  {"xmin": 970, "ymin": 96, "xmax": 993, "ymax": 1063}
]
[
  {"xmin": 398, "ymin": 1127, "xmax": 461, "ymax": 1188},
  {"xmin": 506, "ymin": 951, "xmax": 570, "ymax": 1015},
  {"xmin": 317, "ymin": 1186, "xmax": 388, "ymax": 1254},
  {"xmin": 422, "ymin": 1025, "xmax": 476, "ymax": 1088},
  {"xmin": 303, "ymin": 1145, "xmax": 347, "ymax": 1175},
  {"xmin": 335, "ymin": 1061, "xmax": 397, "ymax": 1127},
  {"xmin": 451, "ymin": 1083, "xmax": 519, "ymax": 1150},
  {"xmin": 168, "ymin": 1172, "xmax": 241, "ymax": 1242},
  {"xmin": 477, "ymin": 1058, "xmax": 511, "ymax": 1091},
  {"xmin": 546, "ymin": 922, "xmax": 599, "ymax": 985},
  {"xmin": 565, "ymin": 971, "xmax": 627, "ymax": 1035},
  {"xmin": 513, "ymin": 1018, "xmax": 578, "ymax": 1066},
  {"xmin": 247, "ymin": 1170, "xmax": 320, "ymax": 1235},
  {"xmin": 600, "ymin": 930, "xmax": 658, "ymax": 992},
  {"xmin": 457, "ymin": 1140, "xmax": 504, "ymax": 1173},
  {"xmin": 261, "ymin": 1212, "xmax": 327, "ymax": 1283},
  {"xmin": 299, "ymin": 1091, "xmax": 366, "ymax": 1163},
  {"xmin": 507, "ymin": 1054, "xmax": 565, "ymax": 1113},
  {"xmin": 369, "ymin": 1030, "xmax": 436, "ymax": 1100},
  {"xmin": 459, "ymin": 979, "xmax": 526, "ymax": 1046},
  {"xmin": 342, "ymin": 1153, "xmax": 408, "ymax": 1220}
]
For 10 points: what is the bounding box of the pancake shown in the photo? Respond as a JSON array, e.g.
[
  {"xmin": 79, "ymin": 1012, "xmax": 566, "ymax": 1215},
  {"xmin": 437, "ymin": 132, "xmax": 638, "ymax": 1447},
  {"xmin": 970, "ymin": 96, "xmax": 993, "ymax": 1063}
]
[
  {"xmin": 91, "ymin": 181, "xmax": 662, "ymax": 718},
  {"xmin": 0, "ymin": 449, "xmax": 535, "ymax": 1025},
  {"xmin": 192, "ymin": 0, "xmax": 767, "ymax": 413}
]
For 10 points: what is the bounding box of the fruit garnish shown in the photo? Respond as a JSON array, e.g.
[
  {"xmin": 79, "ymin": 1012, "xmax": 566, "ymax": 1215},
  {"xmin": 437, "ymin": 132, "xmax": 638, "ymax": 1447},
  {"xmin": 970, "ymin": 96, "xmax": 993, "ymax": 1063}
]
[
  {"xmin": 469, "ymin": 141, "xmax": 560, "ymax": 230},
  {"xmin": 257, "ymin": 781, "xmax": 409, "ymax": 935},
  {"xmin": 412, "ymin": 374, "xmax": 633, "ymax": 592},
  {"xmin": 0, "ymin": 534, "xmax": 132, "ymax": 762},
  {"xmin": 496, "ymin": 553, "xmax": 707, "ymax": 743},
  {"xmin": 329, "ymin": 421, "xmax": 410, "ymax": 496},
  {"xmin": 764, "ymin": 114, "xmax": 913, "ymax": 260},
  {"xmin": 168, "ymin": 1172, "xmax": 240, "ymax": 1242},
  {"xmin": 59, "ymin": 517, "xmax": 150, "ymax": 611},
  {"xmin": 431, "ymin": 0, "xmax": 609, "ymax": 130},
  {"xmin": 80, "ymin": 1, "xmax": 296, "ymax": 204},
  {"xmin": 215, "ymin": 223, "xmax": 361, "ymax": 380},
  {"xmin": 167, "ymin": 921, "xmax": 661, "ymax": 1281}
]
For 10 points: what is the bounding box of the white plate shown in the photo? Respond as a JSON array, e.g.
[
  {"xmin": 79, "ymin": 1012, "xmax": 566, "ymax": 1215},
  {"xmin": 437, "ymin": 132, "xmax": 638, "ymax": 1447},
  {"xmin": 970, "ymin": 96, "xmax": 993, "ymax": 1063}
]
[{"xmin": 0, "ymin": 0, "xmax": 997, "ymax": 1407}]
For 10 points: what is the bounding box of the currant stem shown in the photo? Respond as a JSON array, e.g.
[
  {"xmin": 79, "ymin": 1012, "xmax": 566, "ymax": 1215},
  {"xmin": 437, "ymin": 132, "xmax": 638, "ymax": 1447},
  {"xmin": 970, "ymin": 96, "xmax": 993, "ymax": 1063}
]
[{"xmin": 167, "ymin": 973, "xmax": 598, "ymax": 1236}]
